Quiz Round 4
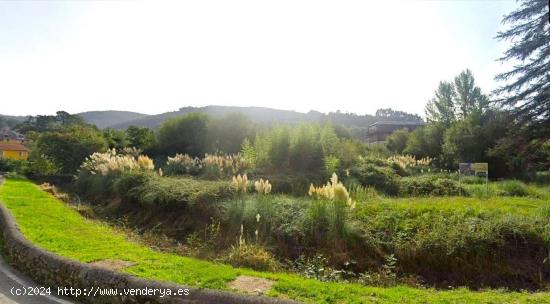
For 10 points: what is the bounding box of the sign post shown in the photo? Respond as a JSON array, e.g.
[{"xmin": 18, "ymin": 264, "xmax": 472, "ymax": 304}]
[{"xmin": 459, "ymin": 163, "xmax": 489, "ymax": 196}]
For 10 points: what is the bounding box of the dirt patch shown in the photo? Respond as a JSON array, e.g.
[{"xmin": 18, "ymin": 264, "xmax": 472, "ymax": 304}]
[
  {"xmin": 228, "ymin": 275, "xmax": 275, "ymax": 295},
  {"xmin": 88, "ymin": 259, "xmax": 136, "ymax": 271}
]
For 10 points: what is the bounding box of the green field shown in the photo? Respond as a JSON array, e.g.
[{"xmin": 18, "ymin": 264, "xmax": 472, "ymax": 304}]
[{"xmin": 1, "ymin": 179, "xmax": 549, "ymax": 303}]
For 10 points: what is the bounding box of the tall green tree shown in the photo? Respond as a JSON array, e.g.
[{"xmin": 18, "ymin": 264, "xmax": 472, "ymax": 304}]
[
  {"xmin": 268, "ymin": 126, "xmax": 290, "ymax": 167},
  {"xmin": 157, "ymin": 113, "xmax": 209, "ymax": 157},
  {"xmin": 103, "ymin": 128, "xmax": 128, "ymax": 150},
  {"xmin": 443, "ymin": 110, "xmax": 513, "ymax": 175},
  {"xmin": 289, "ymin": 124, "xmax": 323, "ymax": 172},
  {"xmin": 207, "ymin": 113, "xmax": 255, "ymax": 154},
  {"xmin": 375, "ymin": 108, "xmax": 422, "ymax": 121},
  {"xmin": 319, "ymin": 124, "xmax": 339, "ymax": 156},
  {"xmin": 494, "ymin": 0, "xmax": 549, "ymax": 137},
  {"xmin": 32, "ymin": 125, "xmax": 107, "ymax": 175},
  {"xmin": 15, "ymin": 111, "xmax": 87, "ymax": 134},
  {"xmin": 385, "ymin": 128, "xmax": 409, "ymax": 154},
  {"xmin": 125, "ymin": 126, "xmax": 156, "ymax": 150},
  {"xmin": 453, "ymin": 69, "xmax": 489, "ymax": 119},
  {"xmin": 425, "ymin": 81, "xmax": 456, "ymax": 125},
  {"xmin": 404, "ymin": 123, "xmax": 446, "ymax": 161},
  {"xmin": 0, "ymin": 115, "xmax": 20, "ymax": 128}
]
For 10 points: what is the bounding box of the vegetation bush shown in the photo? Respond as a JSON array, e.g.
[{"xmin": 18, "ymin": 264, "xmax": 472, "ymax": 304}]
[
  {"xmin": 222, "ymin": 194, "xmax": 309, "ymax": 258},
  {"xmin": 0, "ymin": 158, "xmax": 26, "ymax": 173},
  {"xmin": 497, "ymin": 180, "xmax": 529, "ymax": 197},
  {"xmin": 290, "ymin": 254, "xmax": 357, "ymax": 283},
  {"xmin": 157, "ymin": 113, "xmax": 210, "ymax": 157},
  {"xmin": 459, "ymin": 175, "xmax": 486, "ymax": 184},
  {"xmin": 533, "ymin": 171, "xmax": 550, "ymax": 184},
  {"xmin": 350, "ymin": 162, "xmax": 400, "ymax": 195},
  {"xmin": 387, "ymin": 154, "xmax": 432, "ymax": 174},
  {"xmin": 223, "ymin": 244, "xmax": 279, "ymax": 271},
  {"xmin": 74, "ymin": 150, "xmax": 232, "ymax": 208},
  {"xmin": 73, "ymin": 149, "xmax": 156, "ymax": 200},
  {"xmin": 201, "ymin": 153, "xmax": 253, "ymax": 179},
  {"xmin": 354, "ymin": 199, "xmax": 550, "ymax": 289},
  {"xmin": 346, "ymin": 182, "xmax": 379, "ymax": 202},
  {"xmin": 463, "ymin": 183, "xmax": 496, "ymax": 198},
  {"xmin": 164, "ymin": 153, "xmax": 201, "ymax": 176},
  {"xmin": 248, "ymin": 123, "xmax": 340, "ymax": 178},
  {"xmin": 127, "ymin": 176, "xmax": 232, "ymax": 207},
  {"xmin": 399, "ymin": 175, "xmax": 463, "ymax": 196},
  {"xmin": 32, "ymin": 125, "xmax": 108, "ymax": 175},
  {"xmin": 260, "ymin": 171, "xmax": 323, "ymax": 195},
  {"xmin": 163, "ymin": 153, "xmax": 252, "ymax": 179},
  {"xmin": 385, "ymin": 129, "xmax": 409, "ymax": 154}
]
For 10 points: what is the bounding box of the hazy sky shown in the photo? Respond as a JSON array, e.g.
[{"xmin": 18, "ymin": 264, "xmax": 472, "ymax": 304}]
[{"xmin": 0, "ymin": 0, "xmax": 517, "ymax": 117}]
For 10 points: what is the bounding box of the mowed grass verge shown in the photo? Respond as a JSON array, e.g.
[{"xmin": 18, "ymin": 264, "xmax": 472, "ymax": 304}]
[{"xmin": 0, "ymin": 178, "xmax": 549, "ymax": 304}]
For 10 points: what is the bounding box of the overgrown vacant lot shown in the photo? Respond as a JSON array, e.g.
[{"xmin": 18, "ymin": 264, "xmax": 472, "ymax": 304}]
[
  {"xmin": 1, "ymin": 179, "xmax": 550, "ymax": 303},
  {"xmin": 354, "ymin": 195, "xmax": 550, "ymax": 286}
]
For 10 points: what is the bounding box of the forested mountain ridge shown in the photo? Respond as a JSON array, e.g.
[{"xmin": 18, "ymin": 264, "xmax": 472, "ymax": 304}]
[
  {"xmin": 75, "ymin": 106, "xmax": 422, "ymax": 134},
  {"xmin": 76, "ymin": 111, "xmax": 148, "ymax": 129}
]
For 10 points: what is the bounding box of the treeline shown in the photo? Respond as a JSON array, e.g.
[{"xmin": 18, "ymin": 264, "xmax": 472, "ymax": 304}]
[
  {"xmin": 0, "ymin": 115, "xmax": 23, "ymax": 129},
  {"xmin": 9, "ymin": 111, "xmax": 361, "ymax": 182},
  {"xmin": 385, "ymin": 69, "xmax": 549, "ymax": 178},
  {"xmin": 5, "ymin": 96, "xmax": 548, "ymax": 182}
]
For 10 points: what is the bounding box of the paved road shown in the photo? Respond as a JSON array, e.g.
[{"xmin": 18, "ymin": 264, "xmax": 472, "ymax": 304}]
[{"xmin": 0, "ymin": 251, "xmax": 75, "ymax": 304}]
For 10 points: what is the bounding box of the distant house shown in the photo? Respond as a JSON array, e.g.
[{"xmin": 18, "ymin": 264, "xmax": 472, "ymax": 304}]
[
  {"xmin": 0, "ymin": 141, "xmax": 29, "ymax": 160},
  {"xmin": 0, "ymin": 129, "xmax": 29, "ymax": 160},
  {"xmin": 366, "ymin": 121, "xmax": 425, "ymax": 144},
  {"xmin": 1, "ymin": 128, "xmax": 26, "ymax": 143}
]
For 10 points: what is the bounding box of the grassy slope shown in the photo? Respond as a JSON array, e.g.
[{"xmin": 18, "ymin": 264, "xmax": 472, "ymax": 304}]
[
  {"xmin": 0, "ymin": 179, "xmax": 549, "ymax": 304},
  {"xmin": 360, "ymin": 195, "xmax": 550, "ymax": 216}
]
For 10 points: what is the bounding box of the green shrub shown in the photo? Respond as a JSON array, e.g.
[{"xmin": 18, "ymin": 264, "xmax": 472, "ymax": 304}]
[
  {"xmin": 0, "ymin": 158, "xmax": 26, "ymax": 173},
  {"xmin": 4, "ymin": 172, "xmax": 26, "ymax": 179},
  {"xmin": 347, "ymin": 182, "xmax": 379, "ymax": 201},
  {"xmin": 533, "ymin": 171, "xmax": 550, "ymax": 184},
  {"xmin": 185, "ymin": 219, "xmax": 221, "ymax": 257},
  {"xmin": 262, "ymin": 172, "xmax": 323, "ymax": 195},
  {"xmin": 350, "ymin": 163, "xmax": 400, "ymax": 195},
  {"xmin": 223, "ymin": 244, "xmax": 279, "ymax": 271},
  {"xmin": 399, "ymin": 175, "xmax": 463, "ymax": 196},
  {"xmin": 389, "ymin": 161, "xmax": 408, "ymax": 177},
  {"xmin": 222, "ymin": 195, "xmax": 309, "ymax": 257},
  {"xmin": 113, "ymin": 171, "xmax": 152, "ymax": 198},
  {"xmin": 129, "ymin": 176, "xmax": 232, "ymax": 207},
  {"xmin": 464, "ymin": 183, "xmax": 496, "ymax": 198},
  {"xmin": 74, "ymin": 170, "xmax": 122, "ymax": 201},
  {"xmin": 157, "ymin": 113, "xmax": 209, "ymax": 157},
  {"xmin": 164, "ymin": 154, "xmax": 201, "ymax": 176},
  {"xmin": 354, "ymin": 200, "xmax": 550, "ymax": 289},
  {"xmin": 498, "ymin": 180, "xmax": 529, "ymax": 196},
  {"xmin": 201, "ymin": 154, "xmax": 253, "ymax": 180},
  {"xmin": 291, "ymin": 254, "xmax": 356, "ymax": 282},
  {"xmin": 305, "ymin": 199, "xmax": 330, "ymax": 243},
  {"xmin": 459, "ymin": 175, "xmax": 486, "ymax": 184}
]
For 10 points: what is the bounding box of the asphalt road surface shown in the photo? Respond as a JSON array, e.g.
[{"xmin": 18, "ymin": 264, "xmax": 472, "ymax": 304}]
[{"xmin": 0, "ymin": 253, "xmax": 75, "ymax": 304}]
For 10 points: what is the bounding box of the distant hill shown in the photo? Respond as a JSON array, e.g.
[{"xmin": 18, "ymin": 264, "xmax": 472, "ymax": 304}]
[
  {"xmin": 0, "ymin": 114, "xmax": 26, "ymax": 129},
  {"xmin": 77, "ymin": 111, "xmax": 149, "ymax": 129},
  {"xmin": 107, "ymin": 106, "xmax": 327, "ymax": 130},
  {"xmin": 74, "ymin": 106, "xmax": 422, "ymax": 141}
]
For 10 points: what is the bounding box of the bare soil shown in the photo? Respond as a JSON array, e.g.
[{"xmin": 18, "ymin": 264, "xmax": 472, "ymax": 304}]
[
  {"xmin": 228, "ymin": 275, "xmax": 275, "ymax": 295},
  {"xmin": 88, "ymin": 259, "xmax": 136, "ymax": 271}
]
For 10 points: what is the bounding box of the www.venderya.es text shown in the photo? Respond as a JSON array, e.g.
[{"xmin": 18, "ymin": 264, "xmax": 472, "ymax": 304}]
[{"xmin": 11, "ymin": 286, "xmax": 190, "ymax": 298}]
